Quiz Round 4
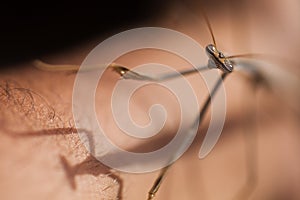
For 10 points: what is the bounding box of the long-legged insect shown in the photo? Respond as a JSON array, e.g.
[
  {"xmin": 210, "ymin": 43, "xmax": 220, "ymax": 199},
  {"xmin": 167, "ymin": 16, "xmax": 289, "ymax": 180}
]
[
  {"xmin": 33, "ymin": 5, "xmax": 300, "ymax": 200},
  {"xmin": 103, "ymin": 9, "xmax": 299, "ymax": 200},
  {"xmin": 114, "ymin": 20, "xmax": 236, "ymax": 200}
]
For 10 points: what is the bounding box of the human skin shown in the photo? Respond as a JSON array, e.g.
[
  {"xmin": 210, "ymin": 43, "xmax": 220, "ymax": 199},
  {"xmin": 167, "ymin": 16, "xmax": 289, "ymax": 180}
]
[{"xmin": 1, "ymin": 0, "xmax": 300, "ymax": 200}]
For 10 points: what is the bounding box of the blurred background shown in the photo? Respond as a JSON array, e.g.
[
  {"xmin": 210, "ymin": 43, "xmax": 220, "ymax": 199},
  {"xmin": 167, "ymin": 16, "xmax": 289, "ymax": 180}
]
[{"xmin": 0, "ymin": 0, "xmax": 170, "ymax": 67}]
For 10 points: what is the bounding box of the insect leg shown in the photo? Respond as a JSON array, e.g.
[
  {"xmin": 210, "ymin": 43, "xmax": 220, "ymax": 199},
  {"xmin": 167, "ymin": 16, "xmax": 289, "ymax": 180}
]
[{"xmin": 147, "ymin": 72, "xmax": 229, "ymax": 200}]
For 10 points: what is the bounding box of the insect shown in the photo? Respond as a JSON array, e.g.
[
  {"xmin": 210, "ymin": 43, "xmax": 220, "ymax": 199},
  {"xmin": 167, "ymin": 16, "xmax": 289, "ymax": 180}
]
[
  {"xmin": 110, "ymin": 16, "xmax": 243, "ymax": 200},
  {"xmin": 104, "ymin": 6, "xmax": 300, "ymax": 200},
  {"xmin": 33, "ymin": 2, "xmax": 300, "ymax": 200}
]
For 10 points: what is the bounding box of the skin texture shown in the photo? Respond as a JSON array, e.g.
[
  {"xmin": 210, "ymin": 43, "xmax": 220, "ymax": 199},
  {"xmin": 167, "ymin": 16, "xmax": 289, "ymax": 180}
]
[{"xmin": 1, "ymin": 0, "xmax": 300, "ymax": 199}]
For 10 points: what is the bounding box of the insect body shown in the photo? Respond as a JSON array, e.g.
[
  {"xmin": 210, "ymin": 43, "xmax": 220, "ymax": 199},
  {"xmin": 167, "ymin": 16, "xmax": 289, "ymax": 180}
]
[{"xmin": 206, "ymin": 44, "xmax": 234, "ymax": 73}]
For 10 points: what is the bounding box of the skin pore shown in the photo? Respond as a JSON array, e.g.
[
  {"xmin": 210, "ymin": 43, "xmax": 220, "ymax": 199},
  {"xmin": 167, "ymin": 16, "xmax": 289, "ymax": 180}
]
[{"xmin": 1, "ymin": 0, "xmax": 300, "ymax": 199}]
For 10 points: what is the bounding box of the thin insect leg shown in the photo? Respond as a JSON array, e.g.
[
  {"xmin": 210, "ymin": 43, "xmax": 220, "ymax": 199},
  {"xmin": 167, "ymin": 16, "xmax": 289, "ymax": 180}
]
[
  {"xmin": 113, "ymin": 65, "xmax": 210, "ymax": 82},
  {"xmin": 147, "ymin": 166, "xmax": 170, "ymax": 200},
  {"xmin": 33, "ymin": 59, "xmax": 80, "ymax": 71},
  {"xmin": 228, "ymin": 54, "xmax": 298, "ymax": 75},
  {"xmin": 228, "ymin": 53, "xmax": 292, "ymax": 63},
  {"xmin": 32, "ymin": 59, "xmax": 123, "ymax": 73},
  {"xmin": 227, "ymin": 53, "xmax": 266, "ymax": 59},
  {"xmin": 197, "ymin": 72, "xmax": 228, "ymax": 126},
  {"xmin": 147, "ymin": 72, "xmax": 229, "ymax": 200},
  {"xmin": 156, "ymin": 66, "xmax": 210, "ymax": 81}
]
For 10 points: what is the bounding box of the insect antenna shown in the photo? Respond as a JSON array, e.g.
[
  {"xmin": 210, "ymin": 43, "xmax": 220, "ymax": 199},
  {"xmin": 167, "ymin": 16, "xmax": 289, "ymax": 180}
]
[{"xmin": 201, "ymin": 7, "xmax": 217, "ymax": 48}]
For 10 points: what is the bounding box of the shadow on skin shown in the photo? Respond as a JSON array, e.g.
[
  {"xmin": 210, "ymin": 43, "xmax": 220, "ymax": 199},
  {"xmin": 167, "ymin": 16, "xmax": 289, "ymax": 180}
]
[
  {"xmin": 3, "ymin": 102, "xmax": 263, "ymax": 200},
  {"xmin": 4, "ymin": 127, "xmax": 123, "ymax": 198}
]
